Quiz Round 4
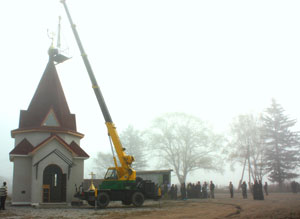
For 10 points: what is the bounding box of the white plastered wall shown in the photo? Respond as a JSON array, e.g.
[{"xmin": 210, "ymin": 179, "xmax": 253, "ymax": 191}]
[
  {"xmin": 57, "ymin": 133, "xmax": 81, "ymax": 145},
  {"xmin": 14, "ymin": 132, "xmax": 51, "ymax": 147},
  {"xmin": 67, "ymin": 158, "xmax": 84, "ymax": 202},
  {"xmin": 11, "ymin": 156, "xmax": 32, "ymax": 205}
]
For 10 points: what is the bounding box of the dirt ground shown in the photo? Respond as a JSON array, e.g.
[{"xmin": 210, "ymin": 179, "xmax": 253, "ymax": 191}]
[{"xmin": 1, "ymin": 193, "xmax": 300, "ymax": 219}]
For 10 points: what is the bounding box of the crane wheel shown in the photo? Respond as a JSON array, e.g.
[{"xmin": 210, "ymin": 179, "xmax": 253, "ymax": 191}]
[
  {"xmin": 132, "ymin": 192, "xmax": 144, "ymax": 207},
  {"xmin": 97, "ymin": 192, "xmax": 110, "ymax": 208}
]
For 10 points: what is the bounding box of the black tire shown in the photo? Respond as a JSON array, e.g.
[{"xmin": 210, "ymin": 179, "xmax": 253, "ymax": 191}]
[
  {"xmin": 88, "ymin": 201, "xmax": 95, "ymax": 206},
  {"xmin": 132, "ymin": 192, "xmax": 144, "ymax": 207},
  {"xmin": 122, "ymin": 199, "xmax": 132, "ymax": 205},
  {"xmin": 97, "ymin": 192, "xmax": 110, "ymax": 209}
]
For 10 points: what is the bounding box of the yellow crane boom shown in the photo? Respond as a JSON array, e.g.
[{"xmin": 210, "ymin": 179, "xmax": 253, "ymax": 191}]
[{"xmin": 61, "ymin": 0, "xmax": 135, "ymax": 181}]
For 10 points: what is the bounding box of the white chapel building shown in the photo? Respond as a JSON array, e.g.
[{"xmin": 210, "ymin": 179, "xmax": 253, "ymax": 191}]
[{"xmin": 9, "ymin": 50, "xmax": 89, "ymax": 205}]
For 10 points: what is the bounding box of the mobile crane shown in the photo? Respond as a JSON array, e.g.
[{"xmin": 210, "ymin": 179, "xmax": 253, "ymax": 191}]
[{"xmin": 60, "ymin": 0, "xmax": 161, "ymax": 208}]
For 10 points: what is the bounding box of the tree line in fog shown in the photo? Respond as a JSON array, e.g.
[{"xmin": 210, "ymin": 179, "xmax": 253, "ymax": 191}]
[{"xmin": 94, "ymin": 99, "xmax": 300, "ymax": 190}]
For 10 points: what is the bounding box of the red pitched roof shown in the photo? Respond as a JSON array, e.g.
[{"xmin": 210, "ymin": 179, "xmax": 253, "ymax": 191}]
[
  {"xmin": 69, "ymin": 141, "xmax": 89, "ymax": 158},
  {"xmin": 10, "ymin": 135, "xmax": 89, "ymax": 159},
  {"xmin": 12, "ymin": 59, "xmax": 81, "ymax": 137},
  {"xmin": 9, "ymin": 138, "xmax": 34, "ymax": 155},
  {"xmin": 30, "ymin": 135, "xmax": 89, "ymax": 158}
]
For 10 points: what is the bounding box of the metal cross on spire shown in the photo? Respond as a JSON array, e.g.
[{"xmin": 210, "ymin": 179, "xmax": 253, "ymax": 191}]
[{"xmin": 48, "ymin": 16, "xmax": 70, "ymax": 64}]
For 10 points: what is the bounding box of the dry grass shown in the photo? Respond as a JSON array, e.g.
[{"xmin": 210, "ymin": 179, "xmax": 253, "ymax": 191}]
[{"xmin": 0, "ymin": 193, "xmax": 299, "ymax": 218}]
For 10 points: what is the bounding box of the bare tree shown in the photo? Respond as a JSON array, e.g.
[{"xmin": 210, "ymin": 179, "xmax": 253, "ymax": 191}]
[
  {"xmin": 93, "ymin": 152, "xmax": 115, "ymax": 178},
  {"xmin": 227, "ymin": 113, "xmax": 266, "ymax": 188},
  {"xmin": 148, "ymin": 112, "xmax": 224, "ymax": 184},
  {"xmin": 119, "ymin": 125, "xmax": 148, "ymax": 170}
]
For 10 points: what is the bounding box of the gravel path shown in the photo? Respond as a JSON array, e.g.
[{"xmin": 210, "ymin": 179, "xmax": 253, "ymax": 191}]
[
  {"xmin": 0, "ymin": 201, "xmax": 164, "ymax": 219},
  {"xmin": 1, "ymin": 193, "xmax": 300, "ymax": 219}
]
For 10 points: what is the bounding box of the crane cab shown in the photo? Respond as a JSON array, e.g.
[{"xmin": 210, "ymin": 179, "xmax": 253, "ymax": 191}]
[{"xmin": 104, "ymin": 168, "xmax": 118, "ymax": 180}]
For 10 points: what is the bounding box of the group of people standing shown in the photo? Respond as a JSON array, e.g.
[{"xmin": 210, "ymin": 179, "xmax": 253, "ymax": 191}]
[
  {"xmin": 231, "ymin": 180, "xmax": 268, "ymax": 200},
  {"xmin": 169, "ymin": 184, "xmax": 178, "ymax": 200},
  {"xmin": 162, "ymin": 180, "xmax": 216, "ymax": 200},
  {"xmin": 166, "ymin": 179, "xmax": 271, "ymax": 201},
  {"xmin": 252, "ymin": 180, "xmax": 266, "ymax": 200},
  {"xmin": 291, "ymin": 181, "xmax": 299, "ymax": 193},
  {"xmin": 179, "ymin": 181, "xmax": 215, "ymax": 200}
]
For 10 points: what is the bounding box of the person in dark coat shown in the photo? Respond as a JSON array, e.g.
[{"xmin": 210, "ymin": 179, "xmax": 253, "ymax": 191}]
[
  {"xmin": 0, "ymin": 182, "xmax": 7, "ymax": 210},
  {"xmin": 291, "ymin": 181, "xmax": 296, "ymax": 193},
  {"xmin": 170, "ymin": 184, "xmax": 175, "ymax": 199},
  {"xmin": 210, "ymin": 181, "xmax": 215, "ymax": 199},
  {"xmin": 174, "ymin": 184, "xmax": 178, "ymax": 200},
  {"xmin": 241, "ymin": 181, "xmax": 247, "ymax": 199},
  {"xmin": 258, "ymin": 180, "xmax": 264, "ymax": 200},
  {"xmin": 253, "ymin": 180, "xmax": 258, "ymax": 200},
  {"xmin": 264, "ymin": 182, "xmax": 268, "ymax": 196},
  {"xmin": 181, "ymin": 183, "xmax": 186, "ymax": 200},
  {"xmin": 163, "ymin": 182, "xmax": 168, "ymax": 198},
  {"xmin": 195, "ymin": 181, "xmax": 200, "ymax": 198},
  {"xmin": 192, "ymin": 183, "xmax": 196, "ymax": 198},
  {"xmin": 229, "ymin": 181, "xmax": 234, "ymax": 198},
  {"xmin": 202, "ymin": 182, "xmax": 208, "ymax": 199}
]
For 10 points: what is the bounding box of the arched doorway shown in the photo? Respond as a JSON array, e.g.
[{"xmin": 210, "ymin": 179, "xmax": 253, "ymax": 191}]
[{"xmin": 43, "ymin": 164, "xmax": 66, "ymax": 202}]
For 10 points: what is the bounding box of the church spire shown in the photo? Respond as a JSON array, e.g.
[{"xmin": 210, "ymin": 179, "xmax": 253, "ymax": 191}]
[
  {"xmin": 11, "ymin": 17, "xmax": 82, "ymax": 138},
  {"xmin": 15, "ymin": 59, "xmax": 78, "ymax": 132}
]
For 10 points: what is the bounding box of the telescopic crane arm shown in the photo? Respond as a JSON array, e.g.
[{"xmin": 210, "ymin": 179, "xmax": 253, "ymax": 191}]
[{"xmin": 60, "ymin": 0, "xmax": 135, "ymax": 181}]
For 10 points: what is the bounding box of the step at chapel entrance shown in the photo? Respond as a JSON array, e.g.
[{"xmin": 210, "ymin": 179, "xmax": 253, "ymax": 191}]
[{"xmin": 43, "ymin": 164, "xmax": 66, "ymax": 202}]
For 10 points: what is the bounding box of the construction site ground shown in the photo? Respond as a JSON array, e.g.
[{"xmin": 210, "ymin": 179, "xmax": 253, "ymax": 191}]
[{"xmin": 1, "ymin": 192, "xmax": 300, "ymax": 218}]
